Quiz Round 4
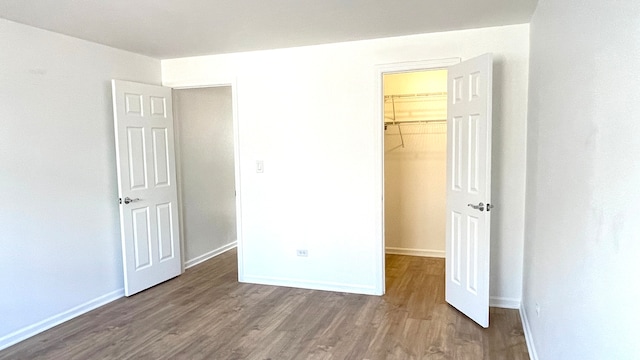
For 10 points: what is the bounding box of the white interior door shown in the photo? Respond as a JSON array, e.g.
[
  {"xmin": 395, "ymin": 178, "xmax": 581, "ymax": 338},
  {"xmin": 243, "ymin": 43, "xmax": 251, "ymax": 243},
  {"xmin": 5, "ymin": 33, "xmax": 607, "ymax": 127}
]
[
  {"xmin": 112, "ymin": 80, "xmax": 182, "ymax": 296},
  {"xmin": 445, "ymin": 54, "xmax": 493, "ymax": 327}
]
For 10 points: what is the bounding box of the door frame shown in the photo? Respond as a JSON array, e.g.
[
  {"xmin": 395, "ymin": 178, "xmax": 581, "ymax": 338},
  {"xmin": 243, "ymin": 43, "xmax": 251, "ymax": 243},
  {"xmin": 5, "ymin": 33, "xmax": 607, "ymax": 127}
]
[
  {"xmin": 168, "ymin": 78, "xmax": 244, "ymax": 280},
  {"xmin": 374, "ymin": 58, "xmax": 460, "ymax": 295}
]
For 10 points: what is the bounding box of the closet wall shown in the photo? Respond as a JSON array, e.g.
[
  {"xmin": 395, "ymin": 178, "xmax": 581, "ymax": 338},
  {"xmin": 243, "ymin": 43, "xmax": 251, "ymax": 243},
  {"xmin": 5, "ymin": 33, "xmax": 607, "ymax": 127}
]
[{"xmin": 384, "ymin": 70, "xmax": 447, "ymax": 257}]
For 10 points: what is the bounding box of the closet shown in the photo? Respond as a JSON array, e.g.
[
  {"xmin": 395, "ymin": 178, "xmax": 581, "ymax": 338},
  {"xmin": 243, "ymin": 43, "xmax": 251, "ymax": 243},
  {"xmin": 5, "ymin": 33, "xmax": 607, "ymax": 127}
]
[{"xmin": 384, "ymin": 69, "xmax": 447, "ymax": 258}]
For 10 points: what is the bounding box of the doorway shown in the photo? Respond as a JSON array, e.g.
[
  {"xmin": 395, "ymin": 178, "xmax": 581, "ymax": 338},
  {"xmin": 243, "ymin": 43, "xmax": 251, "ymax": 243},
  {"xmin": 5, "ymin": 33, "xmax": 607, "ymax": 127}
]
[
  {"xmin": 377, "ymin": 55, "xmax": 494, "ymax": 327},
  {"xmin": 383, "ymin": 69, "xmax": 448, "ymax": 259},
  {"xmin": 173, "ymin": 86, "xmax": 239, "ymax": 269}
]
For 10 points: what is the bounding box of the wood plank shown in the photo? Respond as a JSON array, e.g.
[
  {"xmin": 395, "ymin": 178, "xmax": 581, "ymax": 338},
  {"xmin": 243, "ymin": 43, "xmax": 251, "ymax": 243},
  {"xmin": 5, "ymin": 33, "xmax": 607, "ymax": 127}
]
[{"xmin": 0, "ymin": 250, "xmax": 529, "ymax": 359}]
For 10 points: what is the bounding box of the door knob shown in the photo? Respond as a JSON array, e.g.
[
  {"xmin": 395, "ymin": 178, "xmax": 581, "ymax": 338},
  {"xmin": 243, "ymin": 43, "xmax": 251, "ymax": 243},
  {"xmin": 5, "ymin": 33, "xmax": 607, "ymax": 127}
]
[
  {"xmin": 467, "ymin": 202, "xmax": 485, "ymax": 211},
  {"xmin": 123, "ymin": 197, "xmax": 141, "ymax": 204}
]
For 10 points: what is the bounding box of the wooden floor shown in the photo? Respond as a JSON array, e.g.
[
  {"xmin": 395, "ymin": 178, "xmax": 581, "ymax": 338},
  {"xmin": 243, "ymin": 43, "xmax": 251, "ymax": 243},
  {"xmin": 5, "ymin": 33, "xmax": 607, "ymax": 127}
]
[{"xmin": 1, "ymin": 250, "xmax": 528, "ymax": 359}]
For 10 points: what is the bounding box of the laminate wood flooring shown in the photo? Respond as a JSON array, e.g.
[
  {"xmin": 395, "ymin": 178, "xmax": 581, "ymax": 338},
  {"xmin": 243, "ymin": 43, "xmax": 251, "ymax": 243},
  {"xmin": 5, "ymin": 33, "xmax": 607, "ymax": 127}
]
[{"xmin": 0, "ymin": 250, "xmax": 529, "ymax": 359}]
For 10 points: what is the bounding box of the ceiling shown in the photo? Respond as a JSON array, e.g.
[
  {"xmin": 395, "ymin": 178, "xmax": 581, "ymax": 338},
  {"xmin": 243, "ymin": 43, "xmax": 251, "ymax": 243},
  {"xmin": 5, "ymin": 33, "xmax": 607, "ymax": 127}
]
[{"xmin": 0, "ymin": 0, "xmax": 538, "ymax": 59}]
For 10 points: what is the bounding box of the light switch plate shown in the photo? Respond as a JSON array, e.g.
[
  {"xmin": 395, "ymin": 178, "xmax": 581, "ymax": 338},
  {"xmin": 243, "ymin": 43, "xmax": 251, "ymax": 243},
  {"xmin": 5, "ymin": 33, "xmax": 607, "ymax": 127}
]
[{"xmin": 256, "ymin": 160, "xmax": 264, "ymax": 173}]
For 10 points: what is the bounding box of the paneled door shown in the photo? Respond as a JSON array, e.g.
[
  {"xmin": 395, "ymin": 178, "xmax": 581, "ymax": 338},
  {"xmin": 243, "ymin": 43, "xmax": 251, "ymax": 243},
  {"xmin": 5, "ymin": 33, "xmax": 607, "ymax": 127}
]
[
  {"xmin": 112, "ymin": 80, "xmax": 182, "ymax": 296},
  {"xmin": 445, "ymin": 54, "xmax": 493, "ymax": 327}
]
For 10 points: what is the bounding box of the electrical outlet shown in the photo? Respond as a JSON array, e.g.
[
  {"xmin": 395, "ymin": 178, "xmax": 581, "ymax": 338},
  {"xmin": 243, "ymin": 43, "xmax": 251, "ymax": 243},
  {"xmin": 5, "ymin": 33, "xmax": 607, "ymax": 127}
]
[
  {"xmin": 535, "ymin": 302, "xmax": 541, "ymax": 317},
  {"xmin": 296, "ymin": 249, "xmax": 308, "ymax": 257}
]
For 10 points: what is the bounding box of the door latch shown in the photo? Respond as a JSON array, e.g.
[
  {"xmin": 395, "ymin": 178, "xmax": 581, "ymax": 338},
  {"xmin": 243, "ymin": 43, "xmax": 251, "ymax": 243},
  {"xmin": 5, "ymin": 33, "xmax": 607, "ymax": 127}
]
[
  {"xmin": 120, "ymin": 197, "xmax": 141, "ymax": 204},
  {"xmin": 467, "ymin": 202, "xmax": 495, "ymax": 212},
  {"xmin": 467, "ymin": 202, "xmax": 485, "ymax": 211}
]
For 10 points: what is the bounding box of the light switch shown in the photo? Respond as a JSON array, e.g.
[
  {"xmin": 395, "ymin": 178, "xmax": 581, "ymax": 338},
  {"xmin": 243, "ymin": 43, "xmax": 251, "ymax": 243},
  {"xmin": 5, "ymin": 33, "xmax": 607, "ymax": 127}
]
[{"xmin": 256, "ymin": 160, "xmax": 264, "ymax": 173}]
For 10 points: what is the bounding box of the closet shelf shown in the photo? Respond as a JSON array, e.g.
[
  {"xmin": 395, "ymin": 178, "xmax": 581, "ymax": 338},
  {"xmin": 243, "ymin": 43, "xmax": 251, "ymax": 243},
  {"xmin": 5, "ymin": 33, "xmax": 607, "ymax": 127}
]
[
  {"xmin": 384, "ymin": 92, "xmax": 447, "ymax": 151},
  {"xmin": 384, "ymin": 119, "xmax": 447, "ymax": 125},
  {"xmin": 384, "ymin": 92, "xmax": 447, "ymax": 101}
]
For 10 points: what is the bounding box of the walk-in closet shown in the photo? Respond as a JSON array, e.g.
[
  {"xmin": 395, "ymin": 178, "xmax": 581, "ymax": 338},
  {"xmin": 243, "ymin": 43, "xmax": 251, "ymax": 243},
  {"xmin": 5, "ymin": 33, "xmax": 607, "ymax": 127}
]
[{"xmin": 384, "ymin": 69, "xmax": 447, "ymax": 257}]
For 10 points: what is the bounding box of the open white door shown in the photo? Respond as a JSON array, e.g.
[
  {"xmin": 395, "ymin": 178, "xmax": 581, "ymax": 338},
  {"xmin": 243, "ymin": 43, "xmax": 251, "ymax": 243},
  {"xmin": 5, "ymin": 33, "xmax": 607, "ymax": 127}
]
[
  {"xmin": 112, "ymin": 80, "xmax": 182, "ymax": 296},
  {"xmin": 445, "ymin": 54, "xmax": 493, "ymax": 327}
]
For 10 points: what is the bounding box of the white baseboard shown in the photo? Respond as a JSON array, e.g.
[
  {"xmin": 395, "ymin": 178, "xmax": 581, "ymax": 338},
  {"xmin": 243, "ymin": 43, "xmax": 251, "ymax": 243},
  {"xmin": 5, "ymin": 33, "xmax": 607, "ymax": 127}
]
[
  {"xmin": 489, "ymin": 296, "xmax": 521, "ymax": 309},
  {"xmin": 0, "ymin": 288, "xmax": 124, "ymax": 351},
  {"xmin": 185, "ymin": 241, "xmax": 237, "ymax": 269},
  {"xmin": 385, "ymin": 247, "xmax": 445, "ymax": 258},
  {"xmin": 519, "ymin": 303, "xmax": 539, "ymax": 360},
  {"xmin": 241, "ymin": 275, "xmax": 380, "ymax": 295}
]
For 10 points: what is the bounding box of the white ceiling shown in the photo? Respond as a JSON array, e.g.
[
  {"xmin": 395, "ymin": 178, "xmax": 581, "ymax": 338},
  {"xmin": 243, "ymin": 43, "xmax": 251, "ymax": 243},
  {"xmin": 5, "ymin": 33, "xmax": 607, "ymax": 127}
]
[{"xmin": 0, "ymin": 0, "xmax": 538, "ymax": 59}]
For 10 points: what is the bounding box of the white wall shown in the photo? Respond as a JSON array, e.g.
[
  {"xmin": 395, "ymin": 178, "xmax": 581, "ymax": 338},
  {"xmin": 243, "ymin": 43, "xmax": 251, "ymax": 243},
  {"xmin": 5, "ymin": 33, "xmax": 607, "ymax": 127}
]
[
  {"xmin": 162, "ymin": 24, "xmax": 529, "ymax": 302},
  {"xmin": 384, "ymin": 123, "xmax": 446, "ymax": 256},
  {"xmin": 173, "ymin": 87, "xmax": 237, "ymax": 267},
  {"xmin": 0, "ymin": 19, "xmax": 161, "ymax": 348},
  {"xmin": 384, "ymin": 71, "xmax": 447, "ymax": 257},
  {"xmin": 523, "ymin": 0, "xmax": 640, "ymax": 359}
]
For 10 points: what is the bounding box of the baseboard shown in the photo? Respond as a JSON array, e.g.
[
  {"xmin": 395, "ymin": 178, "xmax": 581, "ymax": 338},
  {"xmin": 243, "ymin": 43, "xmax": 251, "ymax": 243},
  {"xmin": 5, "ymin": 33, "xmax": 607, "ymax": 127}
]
[
  {"xmin": 241, "ymin": 275, "xmax": 380, "ymax": 295},
  {"xmin": 0, "ymin": 288, "xmax": 124, "ymax": 351},
  {"xmin": 519, "ymin": 302, "xmax": 539, "ymax": 360},
  {"xmin": 185, "ymin": 241, "xmax": 237, "ymax": 269},
  {"xmin": 385, "ymin": 247, "xmax": 445, "ymax": 258},
  {"xmin": 489, "ymin": 296, "xmax": 521, "ymax": 309}
]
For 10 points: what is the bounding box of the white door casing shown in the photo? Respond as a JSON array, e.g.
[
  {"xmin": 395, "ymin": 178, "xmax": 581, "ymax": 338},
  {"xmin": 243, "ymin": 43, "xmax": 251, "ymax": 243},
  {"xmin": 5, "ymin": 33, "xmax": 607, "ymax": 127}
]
[
  {"xmin": 445, "ymin": 54, "xmax": 493, "ymax": 327},
  {"xmin": 112, "ymin": 80, "xmax": 182, "ymax": 296}
]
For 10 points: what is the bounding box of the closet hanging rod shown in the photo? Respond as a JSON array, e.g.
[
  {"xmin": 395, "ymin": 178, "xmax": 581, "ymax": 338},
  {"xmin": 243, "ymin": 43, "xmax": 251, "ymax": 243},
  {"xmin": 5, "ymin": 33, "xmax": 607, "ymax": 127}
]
[
  {"xmin": 384, "ymin": 92, "xmax": 447, "ymax": 100},
  {"xmin": 384, "ymin": 119, "xmax": 447, "ymax": 125}
]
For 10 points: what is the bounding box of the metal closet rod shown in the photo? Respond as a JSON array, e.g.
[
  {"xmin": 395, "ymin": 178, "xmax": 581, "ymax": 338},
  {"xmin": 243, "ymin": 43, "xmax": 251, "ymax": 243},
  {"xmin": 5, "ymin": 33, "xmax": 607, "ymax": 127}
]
[
  {"xmin": 384, "ymin": 119, "xmax": 447, "ymax": 124},
  {"xmin": 383, "ymin": 92, "xmax": 447, "ymax": 151},
  {"xmin": 384, "ymin": 92, "xmax": 447, "ymax": 100}
]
